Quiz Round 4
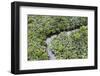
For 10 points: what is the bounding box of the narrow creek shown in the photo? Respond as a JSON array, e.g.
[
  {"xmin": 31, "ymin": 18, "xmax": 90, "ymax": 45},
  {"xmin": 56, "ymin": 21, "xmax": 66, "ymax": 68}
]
[
  {"xmin": 45, "ymin": 28, "xmax": 79, "ymax": 60},
  {"xmin": 45, "ymin": 35, "xmax": 57, "ymax": 60}
]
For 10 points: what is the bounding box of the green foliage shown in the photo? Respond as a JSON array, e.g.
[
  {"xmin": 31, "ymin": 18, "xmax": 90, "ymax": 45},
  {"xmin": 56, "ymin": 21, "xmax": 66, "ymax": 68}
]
[
  {"xmin": 28, "ymin": 15, "xmax": 88, "ymax": 60},
  {"xmin": 50, "ymin": 26, "xmax": 88, "ymax": 59}
]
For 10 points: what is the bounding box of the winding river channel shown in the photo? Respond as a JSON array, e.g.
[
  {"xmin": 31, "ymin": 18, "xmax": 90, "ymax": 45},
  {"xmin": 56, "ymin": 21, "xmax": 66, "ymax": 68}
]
[{"xmin": 45, "ymin": 28, "xmax": 79, "ymax": 60}]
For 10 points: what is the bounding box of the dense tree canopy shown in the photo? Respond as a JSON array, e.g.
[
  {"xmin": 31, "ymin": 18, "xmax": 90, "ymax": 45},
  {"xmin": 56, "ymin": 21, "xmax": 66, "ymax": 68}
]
[
  {"xmin": 28, "ymin": 15, "xmax": 88, "ymax": 60},
  {"xmin": 50, "ymin": 26, "xmax": 88, "ymax": 59}
]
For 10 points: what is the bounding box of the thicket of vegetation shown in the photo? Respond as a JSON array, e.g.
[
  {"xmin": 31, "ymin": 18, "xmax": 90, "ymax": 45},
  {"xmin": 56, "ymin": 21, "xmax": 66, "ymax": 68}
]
[
  {"xmin": 28, "ymin": 15, "xmax": 88, "ymax": 60},
  {"xmin": 50, "ymin": 26, "xmax": 88, "ymax": 59}
]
